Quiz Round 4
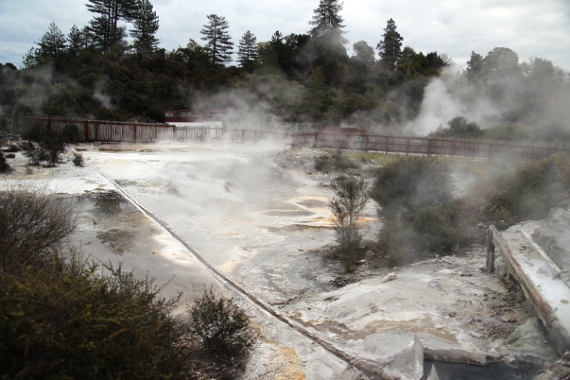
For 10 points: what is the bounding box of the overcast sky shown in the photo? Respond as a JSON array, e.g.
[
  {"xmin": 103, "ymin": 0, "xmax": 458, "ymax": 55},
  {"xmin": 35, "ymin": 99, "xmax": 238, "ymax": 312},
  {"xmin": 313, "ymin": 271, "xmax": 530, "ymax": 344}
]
[{"xmin": 1, "ymin": 0, "xmax": 569, "ymax": 72}]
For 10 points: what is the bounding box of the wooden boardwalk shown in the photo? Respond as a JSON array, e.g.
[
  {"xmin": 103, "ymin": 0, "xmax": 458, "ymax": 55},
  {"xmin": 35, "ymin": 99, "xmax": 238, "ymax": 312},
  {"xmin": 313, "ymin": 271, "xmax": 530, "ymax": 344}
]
[{"xmin": 3, "ymin": 113, "xmax": 569, "ymax": 160}]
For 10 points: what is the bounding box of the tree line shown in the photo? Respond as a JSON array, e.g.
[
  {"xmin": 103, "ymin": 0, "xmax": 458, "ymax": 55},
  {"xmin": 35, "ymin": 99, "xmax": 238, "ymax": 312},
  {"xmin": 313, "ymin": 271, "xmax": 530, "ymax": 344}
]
[{"xmin": 1, "ymin": 0, "xmax": 569, "ymax": 141}]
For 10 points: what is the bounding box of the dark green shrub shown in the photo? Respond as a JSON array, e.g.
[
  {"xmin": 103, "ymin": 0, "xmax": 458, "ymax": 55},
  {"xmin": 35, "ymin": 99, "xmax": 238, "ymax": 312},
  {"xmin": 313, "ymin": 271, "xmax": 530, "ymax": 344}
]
[
  {"xmin": 72, "ymin": 152, "xmax": 84, "ymax": 167},
  {"xmin": 314, "ymin": 150, "xmax": 360, "ymax": 173},
  {"xmin": 370, "ymin": 156, "xmax": 453, "ymax": 214},
  {"xmin": 0, "ymin": 151, "xmax": 12, "ymax": 173},
  {"xmin": 0, "ymin": 260, "xmax": 192, "ymax": 380},
  {"xmin": 186, "ymin": 288, "xmax": 255, "ymax": 362},
  {"xmin": 466, "ymin": 153, "xmax": 570, "ymax": 228},
  {"xmin": 371, "ymin": 156, "xmax": 466, "ymax": 266},
  {"xmin": 62, "ymin": 124, "xmax": 81, "ymax": 144},
  {"xmin": 430, "ymin": 116, "xmax": 483, "ymax": 139}
]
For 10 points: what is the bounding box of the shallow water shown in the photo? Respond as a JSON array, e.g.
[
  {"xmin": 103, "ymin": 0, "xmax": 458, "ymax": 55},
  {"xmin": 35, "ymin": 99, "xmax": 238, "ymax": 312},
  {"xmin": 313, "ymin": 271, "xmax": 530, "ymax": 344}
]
[{"xmin": 423, "ymin": 360, "xmax": 541, "ymax": 380}]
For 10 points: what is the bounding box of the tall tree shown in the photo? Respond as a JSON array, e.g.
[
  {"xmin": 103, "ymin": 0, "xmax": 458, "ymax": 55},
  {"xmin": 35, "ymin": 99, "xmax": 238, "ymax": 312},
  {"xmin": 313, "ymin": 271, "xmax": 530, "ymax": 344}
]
[
  {"xmin": 200, "ymin": 14, "xmax": 234, "ymax": 66},
  {"xmin": 309, "ymin": 0, "xmax": 347, "ymax": 46},
  {"xmin": 237, "ymin": 30, "xmax": 258, "ymax": 71},
  {"xmin": 67, "ymin": 25, "xmax": 89, "ymax": 57},
  {"xmin": 130, "ymin": 0, "xmax": 160, "ymax": 56},
  {"xmin": 23, "ymin": 22, "xmax": 67, "ymax": 69},
  {"xmin": 376, "ymin": 18, "xmax": 403, "ymax": 71},
  {"xmin": 307, "ymin": 0, "xmax": 349, "ymax": 86},
  {"xmin": 86, "ymin": 0, "xmax": 138, "ymax": 52}
]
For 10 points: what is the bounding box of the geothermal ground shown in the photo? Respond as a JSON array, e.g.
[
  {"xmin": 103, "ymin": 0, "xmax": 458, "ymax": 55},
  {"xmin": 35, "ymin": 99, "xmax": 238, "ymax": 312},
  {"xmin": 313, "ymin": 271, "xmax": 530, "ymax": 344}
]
[{"xmin": 0, "ymin": 141, "xmax": 561, "ymax": 379}]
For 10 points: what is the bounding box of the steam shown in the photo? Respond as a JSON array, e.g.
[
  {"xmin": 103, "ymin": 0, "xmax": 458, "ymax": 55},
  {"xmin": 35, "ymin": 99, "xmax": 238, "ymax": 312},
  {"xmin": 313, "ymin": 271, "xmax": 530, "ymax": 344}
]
[{"xmin": 404, "ymin": 67, "xmax": 502, "ymax": 135}]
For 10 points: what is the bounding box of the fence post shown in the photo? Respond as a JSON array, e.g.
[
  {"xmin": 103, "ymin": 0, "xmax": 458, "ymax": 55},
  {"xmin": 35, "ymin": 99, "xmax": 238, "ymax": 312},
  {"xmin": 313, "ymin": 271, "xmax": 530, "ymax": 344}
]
[
  {"xmin": 486, "ymin": 227, "xmax": 495, "ymax": 273},
  {"xmin": 83, "ymin": 120, "xmax": 89, "ymax": 142}
]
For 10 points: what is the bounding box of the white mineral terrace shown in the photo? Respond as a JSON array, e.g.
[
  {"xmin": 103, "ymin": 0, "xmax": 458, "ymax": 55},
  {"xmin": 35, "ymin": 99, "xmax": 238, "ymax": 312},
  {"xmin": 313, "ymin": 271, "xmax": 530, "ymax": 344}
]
[{"xmin": 2, "ymin": 140, "xmax": 567, "ymax": 379}]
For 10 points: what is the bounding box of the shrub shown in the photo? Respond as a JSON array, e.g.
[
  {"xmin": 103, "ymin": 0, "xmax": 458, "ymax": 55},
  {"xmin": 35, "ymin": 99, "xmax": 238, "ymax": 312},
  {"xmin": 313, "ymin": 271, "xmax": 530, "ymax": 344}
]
[
  {"xmin": 314, "ymin": 150, "xmax": 361, "ymax": 173},
  {"xmin": 466, "ymin": 153, "xmax": 570, "ymax": 228},
  {"xmin": 370, "ymin": 156, "xmax": 453, "ymax": 214},
  {"xmin": 0, "ymin": 259, "xmax": 193, "ymax": 379},
  {"xmin": 72, "ymin": 152, "xmax": 85, "ymax": 167},
  {"xmin": 62, "ymin": 124, "xmax": 81, "ymax": 144},
  {"xmin": 0, "ymin": 185, "xmax": 78, "ymax": 271},
  {"xmin": 371, "ymin": 156, "xmax": 466, "ymax": 266},
  {"xmin": 430, "ymin": 116, "xmax": 483, "ymax": 139},
  {"xmin": 186, "ymin": 288, "xmax": 255, "ymax": 362},
  {"xmin": 329, "ymin": 175, "xmax": 369, "ymax": 272},
  {"xmin": 0, "ymin": 151, "xmax": 12, "ymax": 173}
]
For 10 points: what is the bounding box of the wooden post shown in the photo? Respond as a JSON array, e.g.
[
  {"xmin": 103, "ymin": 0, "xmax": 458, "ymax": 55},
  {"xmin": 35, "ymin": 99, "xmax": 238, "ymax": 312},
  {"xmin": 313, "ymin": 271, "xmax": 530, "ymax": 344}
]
[{"xmin": 486, "ymin": 227, "xmax": 495, "ymax": 273}]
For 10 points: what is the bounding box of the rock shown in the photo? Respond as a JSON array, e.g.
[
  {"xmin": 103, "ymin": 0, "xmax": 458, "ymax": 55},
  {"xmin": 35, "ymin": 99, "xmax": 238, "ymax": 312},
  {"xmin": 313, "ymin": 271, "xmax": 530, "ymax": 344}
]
[{"xmin": 363, "ymin": 330, "xmax": 424, "ymax": 380}]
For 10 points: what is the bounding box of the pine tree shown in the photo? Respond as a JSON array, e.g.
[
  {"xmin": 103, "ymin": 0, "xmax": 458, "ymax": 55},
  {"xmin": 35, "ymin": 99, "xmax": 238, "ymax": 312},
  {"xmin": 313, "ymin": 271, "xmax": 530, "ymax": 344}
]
[
  {"xmin": 376, "ymin": 18, "xmax": 403, "ymax": 71},
  {"xmin": 237, "ymin": 30, "xmax": 258, "ymax": 71},
  {"xmin": 130, "ymin": 0, "xmax": 160, "ymax": 56},
  {"xmin": 67, "ymin": 25, "xmax": 89, "ymax": 57},
  {"xmin": 200, "ymin": 14, "xmax": 234, "ymax": 66},
  {"xmin": 23, "ymin": 22, "xmax": 67, "ymax": 68},
  {"xmin": 86, "ymin": 0, "xmax": 138, "ymax": 52},
  {"xmin": 309, "ymin": 0, "xmax": 347, "ymax": 46}
]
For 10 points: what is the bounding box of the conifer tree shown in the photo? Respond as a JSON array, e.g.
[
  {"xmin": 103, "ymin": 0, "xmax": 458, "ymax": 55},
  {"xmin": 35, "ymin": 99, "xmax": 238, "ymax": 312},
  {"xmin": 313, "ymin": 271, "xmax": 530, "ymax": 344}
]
[
  {"xmin": 86, "ymin": 0, "xmax": 138, "ymax": 51},
  {"xmin": 200, "ymin": 14, "xmax": 234, "ymax": 66},
  {"xmin": 309, "ymin": 0, "xmax": 347, "ymax": 45},
  {"xmin": 237, "ymin": 30, "xmax": 258, "ymax": 71},
  {"xmin": 376, "ymin": 18, "xmax": 403, "ymax": 71},
  {"xmin": 130, "ymin": 0, "xmax": 160, "ymax": 56}
]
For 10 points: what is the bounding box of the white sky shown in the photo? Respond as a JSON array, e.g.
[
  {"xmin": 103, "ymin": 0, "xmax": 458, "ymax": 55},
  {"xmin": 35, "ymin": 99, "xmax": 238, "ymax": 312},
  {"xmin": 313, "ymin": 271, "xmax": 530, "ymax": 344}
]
[{"xmin": 1, "ymin": 0, "xmax": 569, "ymax": 72}]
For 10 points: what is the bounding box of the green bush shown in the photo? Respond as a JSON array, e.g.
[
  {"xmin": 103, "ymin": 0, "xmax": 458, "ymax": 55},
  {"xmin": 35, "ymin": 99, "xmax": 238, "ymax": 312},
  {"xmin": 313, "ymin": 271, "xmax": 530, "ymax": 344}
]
[
  {"xmin": 314, "ymin": 150, "xmax": 361, "ymax": 173},
  {"xmin": 0, "ymin": 187, "xmax": 77, "ymax": 271},
  {"xmin": 0, "ymin": 151, "xmax": 12, "ymax": 173},
  {"xmin": 0, "ymin": 260, "xmax": 192, "ymax": 380},
  {"xmin": 186, "ymin": 288, "xmax": 255, "ymax": 362},
  {"xmin": 62, "ymin": 124, "xmax": 81, "ymax": 144},
  {"xmin": 371, "ymin": 156, "xmax": 466, "ymax": 266},
  {"xmin": 466, "ymin": 153, "xmax": 570, "ymax": 228},
  {"xmin": 329, "ymin": 175, "xmax": 369, "ymax": 272},
  {"xmin": 370, "ymin": 156, "xmax": 453, "ymax": 214},
  {"xmin": 430, "ymin": 116, "xmax": 483, "ymax": 139}
]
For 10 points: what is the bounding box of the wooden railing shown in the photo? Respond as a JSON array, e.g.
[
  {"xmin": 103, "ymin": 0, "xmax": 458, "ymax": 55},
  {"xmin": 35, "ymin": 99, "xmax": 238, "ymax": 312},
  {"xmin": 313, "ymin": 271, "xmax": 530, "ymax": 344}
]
[
  {"xmin": 2, "ymin": 113, "xmax": 569, "ymax": 159},
  {"xmin": 293, "ymin": 131, "xmax": 570, "ymax": 160}
]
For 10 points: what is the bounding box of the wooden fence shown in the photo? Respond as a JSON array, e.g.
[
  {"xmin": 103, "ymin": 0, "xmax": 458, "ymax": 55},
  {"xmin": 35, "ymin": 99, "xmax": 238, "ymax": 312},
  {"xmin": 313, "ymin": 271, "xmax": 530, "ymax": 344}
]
[
  {"xmin": 3, "ymin": 113, "xmax": 569, "ymax": 159},
  {"xmin": 292, "ymin": 130, "xmax": 570, "ymax": 160}
]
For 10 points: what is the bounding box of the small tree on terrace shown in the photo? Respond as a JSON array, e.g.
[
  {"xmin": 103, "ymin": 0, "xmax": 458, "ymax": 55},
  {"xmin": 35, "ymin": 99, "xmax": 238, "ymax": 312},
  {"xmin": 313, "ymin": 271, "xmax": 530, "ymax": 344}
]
[
  {"xmin": 201, "ymin": 14, "xmax": 234, "ymax": 66},
  {"xmin": 237, "ymin": 30, "xmax": 258, "ymax": 71},
  {"xmin": 329, "ymin": 175, "xmax": 369, "ymax": 272}
]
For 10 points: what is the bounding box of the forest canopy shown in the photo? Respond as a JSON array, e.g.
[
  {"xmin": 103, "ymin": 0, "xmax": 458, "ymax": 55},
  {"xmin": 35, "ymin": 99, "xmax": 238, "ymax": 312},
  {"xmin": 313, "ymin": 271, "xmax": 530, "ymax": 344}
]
[{"xmin": 1, "ymin": 0, "xmax": 569, "ymax": 141}]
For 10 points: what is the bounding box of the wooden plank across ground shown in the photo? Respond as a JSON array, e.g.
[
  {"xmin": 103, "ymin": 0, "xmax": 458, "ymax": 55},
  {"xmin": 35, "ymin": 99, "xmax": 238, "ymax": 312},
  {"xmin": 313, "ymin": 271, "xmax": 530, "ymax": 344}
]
[{"xmin": 488, "ymin": 225, "xmax": 570, "ymax": 356}]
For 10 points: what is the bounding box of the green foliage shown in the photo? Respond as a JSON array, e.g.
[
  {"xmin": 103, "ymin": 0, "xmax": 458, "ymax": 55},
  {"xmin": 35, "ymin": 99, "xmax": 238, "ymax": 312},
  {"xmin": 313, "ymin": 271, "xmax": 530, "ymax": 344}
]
[
  {"xmin": 72, "ymin": 152, "xmax": 85, "ymax": 167},
  {"xmin": 329, "ymin": 175, "xmax": 369, "ymax": 272},
  {"xmin": 186, "ymin": 288, "xmax": 254, "ymax": 361},
  {"xmin": 130, "ymin": 0, "xmax": 160, "ymax": 56},
  {"xmin": 201, "ymin": 14, "xmax": 234, "ymax": 66},
  {"xmin": 0, "ymin": 186, "xmax": 77, "ymax": 270},
  {"xmin": 0, "ymin": 259, "xmax": 191, "ymax": 379},
  {"xmin": 371, "ymin": 156, "xmax": 466, "ymax": 266},
  {"xmin": 466, "ymin": 153, "xmax": 570, "ymax": 228},
  {"xmin": 430, "ymin": 116, "xmax": 483, "ymax": 139},
  {"xmin": 314, "ymin": 149, "xmax": 360, "ymax": 173},
  {"xmin": 370, "ymin": 156, "xmax": 452, "ymax": 214},
  {"xmin": 376, "ymin": 18, "xmax": 403, "ymax": 71},
  {"xmin": 0, "ymin": 151, "xmax": 12, "ymax": 173}
]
